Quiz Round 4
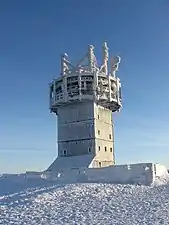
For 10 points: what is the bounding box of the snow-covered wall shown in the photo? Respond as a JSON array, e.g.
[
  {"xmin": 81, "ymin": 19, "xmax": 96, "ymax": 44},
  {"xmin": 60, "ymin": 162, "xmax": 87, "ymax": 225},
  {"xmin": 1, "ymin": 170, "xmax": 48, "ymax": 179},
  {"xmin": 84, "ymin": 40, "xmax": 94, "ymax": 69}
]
[
  {"xmin": 43, "ymin": 163, "xmax": 158, "ymax": 185},
  {"xmin": 154, "ymin": 164, "xmax": 168, "ymax": 177},
  {"xmin": 25, "ymin": 171, "xmax": 42, "ymax": 179},
  {"xmin": 86, "ymin": 163, "xmax": 154, "ymax": 185}
]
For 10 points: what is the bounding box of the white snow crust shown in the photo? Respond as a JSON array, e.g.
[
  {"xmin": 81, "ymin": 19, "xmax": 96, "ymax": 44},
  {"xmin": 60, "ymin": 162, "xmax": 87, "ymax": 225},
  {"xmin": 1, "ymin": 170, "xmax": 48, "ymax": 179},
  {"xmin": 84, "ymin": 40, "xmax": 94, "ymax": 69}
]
[{"xmin": 0, "ymin": 174, "xmax": 169, "ymax": 224}]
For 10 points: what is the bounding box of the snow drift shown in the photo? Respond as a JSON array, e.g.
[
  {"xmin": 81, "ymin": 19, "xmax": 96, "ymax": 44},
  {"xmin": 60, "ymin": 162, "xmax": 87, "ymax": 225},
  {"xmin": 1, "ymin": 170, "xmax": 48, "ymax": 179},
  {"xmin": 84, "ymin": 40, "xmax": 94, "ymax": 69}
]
[
  {"xmin": 1, "ymin": 175, "xmax": 169, "ymax": 225},
  {"xmin": 1, "ymin": 163, "xmax": 168, "ymax": 224}
]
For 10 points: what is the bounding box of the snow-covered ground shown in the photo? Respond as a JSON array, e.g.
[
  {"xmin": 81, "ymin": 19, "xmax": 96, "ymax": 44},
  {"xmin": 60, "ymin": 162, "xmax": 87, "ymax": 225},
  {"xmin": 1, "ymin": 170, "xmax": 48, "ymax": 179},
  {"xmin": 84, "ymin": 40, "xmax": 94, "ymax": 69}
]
[{"xmin": 0, "ymin": 175, "xmax": 169, "ymax": 225}]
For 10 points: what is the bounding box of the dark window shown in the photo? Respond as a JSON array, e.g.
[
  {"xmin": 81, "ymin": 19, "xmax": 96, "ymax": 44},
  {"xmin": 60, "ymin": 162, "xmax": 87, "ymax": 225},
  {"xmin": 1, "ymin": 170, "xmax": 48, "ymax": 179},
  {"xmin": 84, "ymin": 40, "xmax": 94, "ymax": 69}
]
[
  {"xmin": 109, "ymin": 134, "xmax": 111, "ymax": 139},
  {"xmin": 98, "ymin": 130, "xmax": 100, "ymax": 135},
  {"xmin": 110, "ymin": 147, "xmax": 112, "ymax": 152},
  {"xmin": 119, "ymin": 86, "xmax": 122, "ymax": 99},
  {"xmin": 98, "ymin": 115, "xmax": 99, "ymax": 119},
  {"xmin": 88, "ymin": 147, "xmax": 91, "ymax": 153},
  {"xmin": 105, "ymin": 147, "xmax": 107, "ymax": 152},
  {"xmin": 63, "ymin": 150, "xmax": 67, "ymax": 156},
  {"xmin": 98, "ymin": 146, "xmax": 101, "ymax": 151},
  {"xmin": 99, "ymin": 162, "xmax": 101, "ymax": 167}
]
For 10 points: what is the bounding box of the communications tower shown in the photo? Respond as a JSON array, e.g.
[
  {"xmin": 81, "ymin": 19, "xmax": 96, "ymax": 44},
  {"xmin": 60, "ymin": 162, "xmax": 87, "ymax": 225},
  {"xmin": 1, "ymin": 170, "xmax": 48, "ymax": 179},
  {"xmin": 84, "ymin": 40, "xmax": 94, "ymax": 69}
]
[{"xmin": 47, "ymin": 42, "xmax": 122, "ymax": 171}]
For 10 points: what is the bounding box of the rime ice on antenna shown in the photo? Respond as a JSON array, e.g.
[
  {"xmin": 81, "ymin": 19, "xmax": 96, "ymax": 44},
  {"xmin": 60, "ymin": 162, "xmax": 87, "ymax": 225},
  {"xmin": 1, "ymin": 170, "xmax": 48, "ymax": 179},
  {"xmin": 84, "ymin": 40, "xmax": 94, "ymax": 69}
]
[
  {"xmin": 111, "ymin": 56, "xmax": 121, "ymax": 77},
  {"xmin": 48, "ymin": 42, "xmax": 122, "ymax": 171}
]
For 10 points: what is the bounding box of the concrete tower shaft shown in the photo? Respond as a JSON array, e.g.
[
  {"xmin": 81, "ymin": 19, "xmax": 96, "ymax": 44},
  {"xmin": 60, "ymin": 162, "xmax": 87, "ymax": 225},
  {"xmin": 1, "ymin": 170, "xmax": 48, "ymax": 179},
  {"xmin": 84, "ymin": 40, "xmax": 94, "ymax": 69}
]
[{"xmin": 48, "ymin": 42, "xmax": 122, "ymax": 171}]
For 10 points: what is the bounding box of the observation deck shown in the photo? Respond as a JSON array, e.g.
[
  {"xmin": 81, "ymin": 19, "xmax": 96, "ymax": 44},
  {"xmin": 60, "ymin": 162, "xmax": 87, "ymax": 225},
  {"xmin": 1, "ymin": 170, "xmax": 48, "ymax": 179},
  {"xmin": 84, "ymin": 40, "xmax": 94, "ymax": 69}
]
[{"xmin": 49, "ymin": 42, "xmax": 122, "ymax": 114}]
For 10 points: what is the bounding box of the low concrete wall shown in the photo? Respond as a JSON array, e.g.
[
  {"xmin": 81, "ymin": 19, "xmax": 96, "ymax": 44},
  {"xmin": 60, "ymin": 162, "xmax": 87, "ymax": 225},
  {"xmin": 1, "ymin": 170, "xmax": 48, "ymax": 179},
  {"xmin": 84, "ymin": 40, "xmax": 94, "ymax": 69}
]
[
  {"xmin": 42, "ymin": 163, "xmax": 157, "ymax": 185},
  {"xmin": 85, "ymin": 163, "xmax": 154, "ymax": 185},
  {"xmin": 25, "ymin": 171, "xmax": 42, "ymax": 179}
]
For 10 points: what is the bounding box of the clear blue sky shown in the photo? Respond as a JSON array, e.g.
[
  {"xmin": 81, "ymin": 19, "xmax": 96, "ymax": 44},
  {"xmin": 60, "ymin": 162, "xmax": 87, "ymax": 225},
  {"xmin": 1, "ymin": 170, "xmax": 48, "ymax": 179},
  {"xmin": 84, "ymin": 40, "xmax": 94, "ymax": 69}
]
[{"xmin": 0, "ymin": 0, "xmax": 169, "ymax": 173}]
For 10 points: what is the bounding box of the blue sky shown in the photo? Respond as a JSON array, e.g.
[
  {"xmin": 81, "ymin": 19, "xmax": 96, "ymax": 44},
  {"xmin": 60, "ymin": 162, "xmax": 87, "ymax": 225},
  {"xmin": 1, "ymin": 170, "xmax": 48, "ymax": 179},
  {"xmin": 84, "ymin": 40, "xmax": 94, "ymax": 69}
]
[{"xmin": 0, "ymin": 0, "xmax": 169, "ymax": 173}]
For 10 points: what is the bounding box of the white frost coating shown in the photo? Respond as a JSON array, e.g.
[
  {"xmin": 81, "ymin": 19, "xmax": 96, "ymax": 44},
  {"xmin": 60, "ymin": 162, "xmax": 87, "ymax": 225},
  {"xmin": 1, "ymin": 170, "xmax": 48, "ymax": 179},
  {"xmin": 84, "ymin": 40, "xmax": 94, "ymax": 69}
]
[
  {"xmin": 153, "ymin": 174, "xmax": 169, "ymax": 186},
  {"xmin": 154, "ymin": 163, "xmax": 168, "ymax": 177},
  {"xmin": 153, "ymin": 164, "xmax": 169, "ymax": 186}
]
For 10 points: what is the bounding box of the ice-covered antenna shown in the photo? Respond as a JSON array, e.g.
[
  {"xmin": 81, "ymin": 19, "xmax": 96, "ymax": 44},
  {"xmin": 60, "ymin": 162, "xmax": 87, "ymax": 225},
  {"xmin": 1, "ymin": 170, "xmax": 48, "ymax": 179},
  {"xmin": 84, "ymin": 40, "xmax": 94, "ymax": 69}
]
[
  {"xmin": 99, "ymin": 42, "xmax": 109, "ymax": 75},
  {"xmin": 88, "ymin": 45, "xmax": 95, "ymax": 71},
  {"xmin": 61, "ymin": 53, "xmax": 69, "ymax": 75},
  {"xmin": 111, "ymin": 56, "xmax": 121, "ymax": 77},
  {"xmin": 102, "ymin": 42, "xmax": 109, "ymax": 75}
]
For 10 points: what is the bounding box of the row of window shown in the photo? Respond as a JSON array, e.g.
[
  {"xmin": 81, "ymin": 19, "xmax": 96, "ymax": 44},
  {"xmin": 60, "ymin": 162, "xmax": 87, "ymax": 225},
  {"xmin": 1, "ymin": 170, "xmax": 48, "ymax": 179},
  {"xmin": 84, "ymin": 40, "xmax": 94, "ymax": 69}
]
[
  {"xmin": 62, "ymin": 146, "xmax": 112, "ymax": 156},
  {"xmin": 97, "ymin": 114, "xmax": 113, "ymax": 123},
  {"xmin": 98, "ymin": 146, "xmax": 113, "ymax": 152},
  {"xmin": 98, "ymin": 130, "xmax": 112, "ymax": 139},
  {"xmin": 89, "ymin": 146, "xmax": 113, "ymax": 153}
]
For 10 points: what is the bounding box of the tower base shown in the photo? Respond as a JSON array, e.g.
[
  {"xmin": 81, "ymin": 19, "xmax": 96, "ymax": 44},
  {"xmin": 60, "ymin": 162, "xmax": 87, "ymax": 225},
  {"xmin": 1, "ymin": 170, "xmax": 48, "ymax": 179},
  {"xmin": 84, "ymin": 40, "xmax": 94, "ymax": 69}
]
[{"xmin": 47, "ymin": 154, "xmax": 114, "ymax": 172}]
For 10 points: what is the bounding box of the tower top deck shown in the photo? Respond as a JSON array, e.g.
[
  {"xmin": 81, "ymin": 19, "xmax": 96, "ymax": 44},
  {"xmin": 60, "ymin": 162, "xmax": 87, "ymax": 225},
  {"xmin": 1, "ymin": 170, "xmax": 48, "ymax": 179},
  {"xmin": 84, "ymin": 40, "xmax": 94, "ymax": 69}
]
[{"xmin": 49, "ymin": 42, "xmax": 122, "ymax": 114}]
